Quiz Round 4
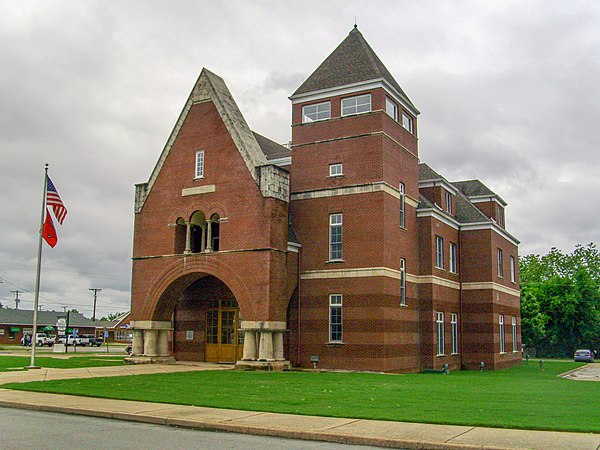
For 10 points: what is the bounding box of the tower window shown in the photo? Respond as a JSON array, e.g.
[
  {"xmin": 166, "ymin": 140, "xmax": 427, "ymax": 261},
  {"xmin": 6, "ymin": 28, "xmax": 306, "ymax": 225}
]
[
  {"xmin": 342, "ymin": 94, "xmax": 371, "ymax": 116},
  {"xmin": 385, "ymin": 97, "xmax": 398, "ymax": 120},
  {"xmin": 329, "ymin": 213, "xmax": 343, "ymax": 261},
  {"xmin": 302, "ymin": 101, "xmax": 331, "ymax": 123},
  {"xmin": 329, "ymin": 294, "xmax": 343, "ymax": 342},
  {"xmin": 329, "ymin": 163, "xmax": 343, "ymax": 177},
  {"xmin": 445, "ymin": 191, "xmax": 453, "ymax": 214},
  {"xmin": 435, "ymin": 236, "xmax": 444, "ymax": 269},
  {"xmin": 402, "ymin": 112, "xmax": 413, "ymax": 133},
  {"xmin": 399, "ymin": 182, "xmax": 405, "ymax": 228},
  {"xmin": 400, "ymin": 258, "xmax": 406, "ymax": 306}
]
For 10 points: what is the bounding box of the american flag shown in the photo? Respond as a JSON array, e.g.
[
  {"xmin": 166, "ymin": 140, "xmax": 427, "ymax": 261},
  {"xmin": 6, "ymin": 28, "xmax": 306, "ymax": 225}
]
[{"xmin": 46, "ymin": 176, "xmax": 67, "ymax": 224}]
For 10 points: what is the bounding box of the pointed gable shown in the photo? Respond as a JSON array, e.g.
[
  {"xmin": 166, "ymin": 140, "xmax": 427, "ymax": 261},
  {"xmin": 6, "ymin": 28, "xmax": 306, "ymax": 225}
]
[
  {"xmin": 136, "ymin": 69, "xmax": 271, "ymax": 212},
  {"xmin": 292, "ymin": 26, "xmax": 418, "ymax": 113}
]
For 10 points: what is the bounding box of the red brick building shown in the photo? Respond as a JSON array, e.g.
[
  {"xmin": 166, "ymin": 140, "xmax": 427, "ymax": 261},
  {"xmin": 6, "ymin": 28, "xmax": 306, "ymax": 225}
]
[{"xmin": 129, "ymin": 27, "xmax": 520, "ymax": 371}]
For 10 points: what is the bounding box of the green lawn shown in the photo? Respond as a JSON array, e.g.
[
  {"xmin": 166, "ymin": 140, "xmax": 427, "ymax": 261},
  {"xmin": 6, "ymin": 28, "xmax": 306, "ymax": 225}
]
[
  {"xmin": 3, "ymin": 360, "xmax": 598, "ymax": 432},
  {"xmin": 0, "ymin": 355, "xmax": 126, "ymax": 372}
]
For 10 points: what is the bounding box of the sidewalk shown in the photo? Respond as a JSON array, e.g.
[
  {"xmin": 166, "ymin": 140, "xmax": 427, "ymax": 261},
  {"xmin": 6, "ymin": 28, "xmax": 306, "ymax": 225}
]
[{"xmin": 0, "ymin": 363, "xmax": 599, "ymax": 449}]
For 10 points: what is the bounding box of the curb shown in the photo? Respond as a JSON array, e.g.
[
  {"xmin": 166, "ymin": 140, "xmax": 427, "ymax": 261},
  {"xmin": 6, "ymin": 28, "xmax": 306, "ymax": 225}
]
[{"xmin": 0, "ymin": 398, "xmax": 512, "ymax": 450}]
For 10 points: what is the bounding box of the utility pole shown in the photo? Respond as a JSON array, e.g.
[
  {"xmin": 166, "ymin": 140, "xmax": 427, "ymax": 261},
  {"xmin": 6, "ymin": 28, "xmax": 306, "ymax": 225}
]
[
  {"xmin": 89, "ymin": 288, "xmax": 102, "ymax": 321},
  {"xmin": 11, "ymin": 290, "xmax": 21, "ymax": 309}
]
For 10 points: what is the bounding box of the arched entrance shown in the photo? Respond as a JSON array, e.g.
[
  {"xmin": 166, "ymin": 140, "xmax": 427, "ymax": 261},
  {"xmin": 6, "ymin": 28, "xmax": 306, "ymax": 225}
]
[{"xmin": 173, "ymin": 275, "xmax": 243, "ymax": 363}]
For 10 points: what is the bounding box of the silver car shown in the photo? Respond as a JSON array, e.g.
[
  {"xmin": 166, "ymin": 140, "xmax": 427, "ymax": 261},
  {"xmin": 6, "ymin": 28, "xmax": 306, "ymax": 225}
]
[{"xmin": 574, "ymin": 349, "xmax": 594, "ymax": 362}]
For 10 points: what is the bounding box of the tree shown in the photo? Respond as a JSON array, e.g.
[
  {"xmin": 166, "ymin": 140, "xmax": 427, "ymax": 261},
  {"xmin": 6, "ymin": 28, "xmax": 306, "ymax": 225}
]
[
  {"xmin": 100, "ymin": 312, "xmax": 125, "ymax": 321},
  {"xmin": 520, "ymin": 243, "xmax": 600, "ymax": 357}
]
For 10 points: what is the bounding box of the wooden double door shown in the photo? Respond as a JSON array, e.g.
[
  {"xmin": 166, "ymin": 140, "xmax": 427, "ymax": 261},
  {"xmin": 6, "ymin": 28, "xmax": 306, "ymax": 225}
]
[{"xmin": 205, "ymin": 298, "xmax": 243, "ymax": 363}]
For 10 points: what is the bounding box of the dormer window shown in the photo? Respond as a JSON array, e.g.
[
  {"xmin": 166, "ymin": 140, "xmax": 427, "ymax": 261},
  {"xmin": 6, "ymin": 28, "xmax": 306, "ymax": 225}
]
[
  {"xmin": 385, "ymin": 97, "xmax": 398, "ymax": 120},
  {"xmin": 402, "ymin": 111, "xmax": 413, "ymax": 133},
  {"xmin": 329, "ymin": 163, "xmax": 343, "ymax": 177},
  {"xmin": 302, "ymin": 101, "xmax": 331, "ymax": 123},
  {"xmin": 342, "ymin": 94, "xmax": 371, "ymax": 116},
  {"xmin": 497, "ymin": 205, "xmax": 505, "ymax": 227},
  {"xmin": 445, "ymin": 191, "xmax": 453, "ymax": 214}
]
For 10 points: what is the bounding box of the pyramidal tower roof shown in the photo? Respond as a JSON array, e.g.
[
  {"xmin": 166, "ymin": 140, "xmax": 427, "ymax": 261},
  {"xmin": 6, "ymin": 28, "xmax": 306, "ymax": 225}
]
[{"xmin": 292, "ymin": 26, "xmax": 418, "ymax": 113}]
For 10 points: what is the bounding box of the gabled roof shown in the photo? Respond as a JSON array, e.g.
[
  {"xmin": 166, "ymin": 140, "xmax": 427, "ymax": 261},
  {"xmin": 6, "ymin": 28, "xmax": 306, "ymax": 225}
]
[
  {"xmin": 292, "ymin": 26, "xmax": 417, "ymax": 112},
  {"xmin": 253, "ymin": 132, "xmax": 291, "ymax": 160},
  {"xmin": 453, "ymin": 180, "xmax": 507, "ymax": 206},
  {"xmin": 0, "ymin": 309, "xmax": 98, "ymax": 327},
  {"xmin": 136, "ymin": 69, "xmax": 268, "ymax": 212}
]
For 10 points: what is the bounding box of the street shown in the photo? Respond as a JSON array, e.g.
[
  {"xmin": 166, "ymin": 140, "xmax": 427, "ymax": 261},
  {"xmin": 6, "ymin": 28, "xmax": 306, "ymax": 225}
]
[{"xmin": 0, "ymin": 407, "xmax": 377, "ymax": 449}]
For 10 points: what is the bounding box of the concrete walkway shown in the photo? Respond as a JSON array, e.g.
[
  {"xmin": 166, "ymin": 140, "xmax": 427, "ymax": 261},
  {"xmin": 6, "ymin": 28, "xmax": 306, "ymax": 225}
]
[{"xmin": 0, "ymin": 363, "xmax": 599, "ymax": 449}]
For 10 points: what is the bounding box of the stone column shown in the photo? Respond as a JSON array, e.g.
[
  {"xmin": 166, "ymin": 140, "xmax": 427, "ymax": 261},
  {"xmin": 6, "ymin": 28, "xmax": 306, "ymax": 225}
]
[
  {"xmin": 205, "ymin": 220, "xmax": 213, "ymax": 252},
  {"xmin": 157, "ymin": 329, "xmax": 169, "ymax": 356},
  {"xmin": 200, "ymin": 225, "xmax": 206, "ymax": 253},
  {"xmin": 132, "ymin": 329, "xmax": 144, "ymax": 356},
  {"xmin": 144, "ymin": 329, "xmax": 158, "ymax": 357},
  {"xmin": 242, "ymin": 330, "xmax": 257, "ymax": 361},
  {"xmin": 273, "ymin": 331, "xmax": 284, "ymax": 361},
  {"xmin": 258, "ymin": 331, "xmax": 274, "ymax": 361},
  {"xmin": 184, "ymin": 222, "xmax": 192, "ymax": 254}
]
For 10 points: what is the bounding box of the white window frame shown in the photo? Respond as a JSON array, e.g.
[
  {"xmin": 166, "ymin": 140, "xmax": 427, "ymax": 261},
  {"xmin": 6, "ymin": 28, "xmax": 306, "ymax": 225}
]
[
  {"xmin": 449, "ymin": 242, "xmax": 457, "ymax": 273},
  {"xmin": 329, "ymin": 163, "xmax": 343, "ymax": 177},
  {"xmin": 436, "ymin": 312, "xmax": 445, "ymax": 356},
  {"xmin": 402, "ymin": 111, "xmax": 413, "ymax": 133},
  {"xmin": 435, "ymin": 236, "xmax": 444, "ymax": 269},
  {"xmin": 195, "ymin": 150, "xmax": 205, "ymax": 179},
  {"xmin": 497, "ymin": 248, "xmax": 504, "ymax": 278},
  {"xmin": 499, "ymin": 314, "xmax": 505, "ymax": 353},
  {"xmin": 451, "ymin": 313, "xmax": 458, "ymax": 355},
  {"xmin": 400, "ymin": 258, "xmax": 406, "ymax": 306},
  {"xmin": 385, "ymin": 97, "xmax": 398, "ymax": 120},
  {"xmin": 329, "ymin": 294, "xmax": 343, "ymax": 343},
  {"xmin": 512, "ymin": 316, "xmax": 518, "ymax": 352},
  {"xmin": 497, "ymin": 205, "xmax": 504, "ymax": 227},
  {"xmin": 399, "ymin": 182, "xmax": 405, "ymax": 228},
  {"xmin": 329, "ymin": 213, "xmax": 343, "ymax": 261},
  {"xmin": 302, "ymin": 101, "xmax": 331, "ymax": 123},
  {"xmin": 445, "ymin": 191, "xmax": 453, "ymax": 214},
  {"xmin": 341, "ymin": 94, "xmax": 371, "ymax": 116},
  {"xmin": 510, "ymin": 256, "xmax": 516, "ymax": 283}
]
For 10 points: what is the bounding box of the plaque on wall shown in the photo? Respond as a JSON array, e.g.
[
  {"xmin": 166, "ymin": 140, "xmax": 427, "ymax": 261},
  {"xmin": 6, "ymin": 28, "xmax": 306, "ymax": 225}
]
[{"xmin": 186, "ymin": 330, "xmax": 194, "ymax": 341}]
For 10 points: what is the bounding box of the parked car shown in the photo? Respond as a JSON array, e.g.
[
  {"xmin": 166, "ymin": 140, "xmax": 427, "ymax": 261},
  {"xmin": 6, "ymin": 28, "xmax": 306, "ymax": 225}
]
[
  {"xmin": 21, "ymin": 333, "xmax": 53, "ymax": 347},
  {"xmin": 574, "ymin": 349, "xmax": 595, "ymax": 362},
  {"xmin": 80, "ymin": 334, "xmax": 103, "ymax": 347},
  {"xmin": 56, "ymin": 335, "xmax": 80, "ymax": 346}
]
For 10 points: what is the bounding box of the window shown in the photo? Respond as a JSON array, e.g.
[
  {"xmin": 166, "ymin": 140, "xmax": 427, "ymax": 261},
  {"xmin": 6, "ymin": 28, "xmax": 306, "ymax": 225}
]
[
  {"xmin": 329, "ymin": 294, "xmax": 343, "ymax": 342},
  {"xmin": 400, "ymin": 258, "xmax": 406, "ymax": 306},
  {"xmin": 402, "ymin": 111, "xmax": 413, "ymax": 133},
  {"xmin": 512, "ymin": 316, "xmax": 518, "ymax": 352},
  {"xmin": 435, "ymin": 236, "xmax": 444, "ymax": 269},
  {"xmin": 342, "ymin": 94, "xmax": 371, "ymax": 116},
  {"xmin": 195, "ymin": 151, "xmax": 205, "ymax": 178},
  {"xmin": 329, "ymin": 163, "xmax": 343, "ymax": 177},
  {"xmin": 399, "ymin": 182, "xmax": 405, "ymax": 228},
  {"xmin": 499, "ymin": 315, "xmax": 505, "ymax": 353},
  {"xmin": 451, "ymin": 313, "xmax": 458, "ymax": 354},
  {"xmin": 510, "ymin": 256, "xmax": 516, "ymax": 283},
  {"xmin": 329, "ymin": 213, "xmax": 343, "ymax": 261},
  {"xmin": 436, "ymin": 312, "xmax": 445, "ymax": 355},
  {"xmin": 385, "ymin": 97, "xmax": 398, "ymax": 120},
  {"xmin": 445, "ymin": 191, "xmax": 453, "ymax": 214},
  {"xmin": 449, "ymin": 242, "xmax": 457, "ymax": 273},
  {"xmin": 497, "ymin": 248, "xmax": 504, "ymax": 277},
  {"xmin": 497, "ymin": 205, "xmax": 504, "ymax": 227},
  {"xmin": 302, "ymin": 101, "xmax": 331, "ymax": 123}
]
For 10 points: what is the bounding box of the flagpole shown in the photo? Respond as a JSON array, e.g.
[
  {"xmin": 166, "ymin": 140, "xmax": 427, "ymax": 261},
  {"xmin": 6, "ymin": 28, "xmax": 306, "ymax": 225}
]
[{"xmin": 28, "ymin": 163, "xmax": 49, "ymax": 369}]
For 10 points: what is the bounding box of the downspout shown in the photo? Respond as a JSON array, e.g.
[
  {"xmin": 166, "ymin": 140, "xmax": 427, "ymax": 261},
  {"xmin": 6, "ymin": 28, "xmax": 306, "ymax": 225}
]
[
  {"xmin": 296, "ymin": 247, "xmax": 302, "ymax": 366},
  {"xmin": 458, "ymin": 226, "xmax": 464, "ymax": 368}
]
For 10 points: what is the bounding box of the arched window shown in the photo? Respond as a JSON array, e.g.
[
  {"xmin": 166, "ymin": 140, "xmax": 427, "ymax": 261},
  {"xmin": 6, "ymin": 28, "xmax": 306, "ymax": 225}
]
[
  {"xmin": 210, "ymin": 213, "xmax": 220, "ymax": 252},
  {"xmin": 190, "ymin": 211, "xmax": 206, "ymax": 253},
  {"xmin": 174, "ymin": 217, "xmax": 186, "ymax": 254}
]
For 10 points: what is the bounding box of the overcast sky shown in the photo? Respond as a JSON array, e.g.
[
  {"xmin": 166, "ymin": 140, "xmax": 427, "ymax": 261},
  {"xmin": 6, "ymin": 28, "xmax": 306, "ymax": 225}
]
[{"xmin": 1, "ymin": 1, "xmax": 599, "ymax": 317}]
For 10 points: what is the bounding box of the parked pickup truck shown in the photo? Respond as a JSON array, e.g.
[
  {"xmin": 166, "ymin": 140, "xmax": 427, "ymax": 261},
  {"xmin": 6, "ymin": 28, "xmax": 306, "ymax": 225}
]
[
  {"xmin": 56, "ymin": 335, "xmax": 83, "ymax": 346},
  {"xmin": 80, "ymin": 334, "xmax": 103, "ymax": 347},
  {"xmin": 21, "ymin": 333, "xmax": 54, "ymax": 347}
]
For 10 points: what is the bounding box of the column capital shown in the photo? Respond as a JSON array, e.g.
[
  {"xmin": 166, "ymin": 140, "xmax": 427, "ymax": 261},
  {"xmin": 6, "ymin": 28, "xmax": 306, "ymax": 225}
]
[{"xmin": 240, "ymin": 320, "xmax": 286, "ymax": 331}]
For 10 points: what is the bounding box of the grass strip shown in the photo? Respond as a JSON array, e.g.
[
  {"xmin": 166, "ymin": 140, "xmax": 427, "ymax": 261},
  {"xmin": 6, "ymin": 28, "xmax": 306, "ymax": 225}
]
[
  {"xmin": 3, "ymin": 360, "xmax": 599, "ymax": 433},
  {"xmin": 0, "ymin": 356, "xmax": 126, "ymax": 372}
]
